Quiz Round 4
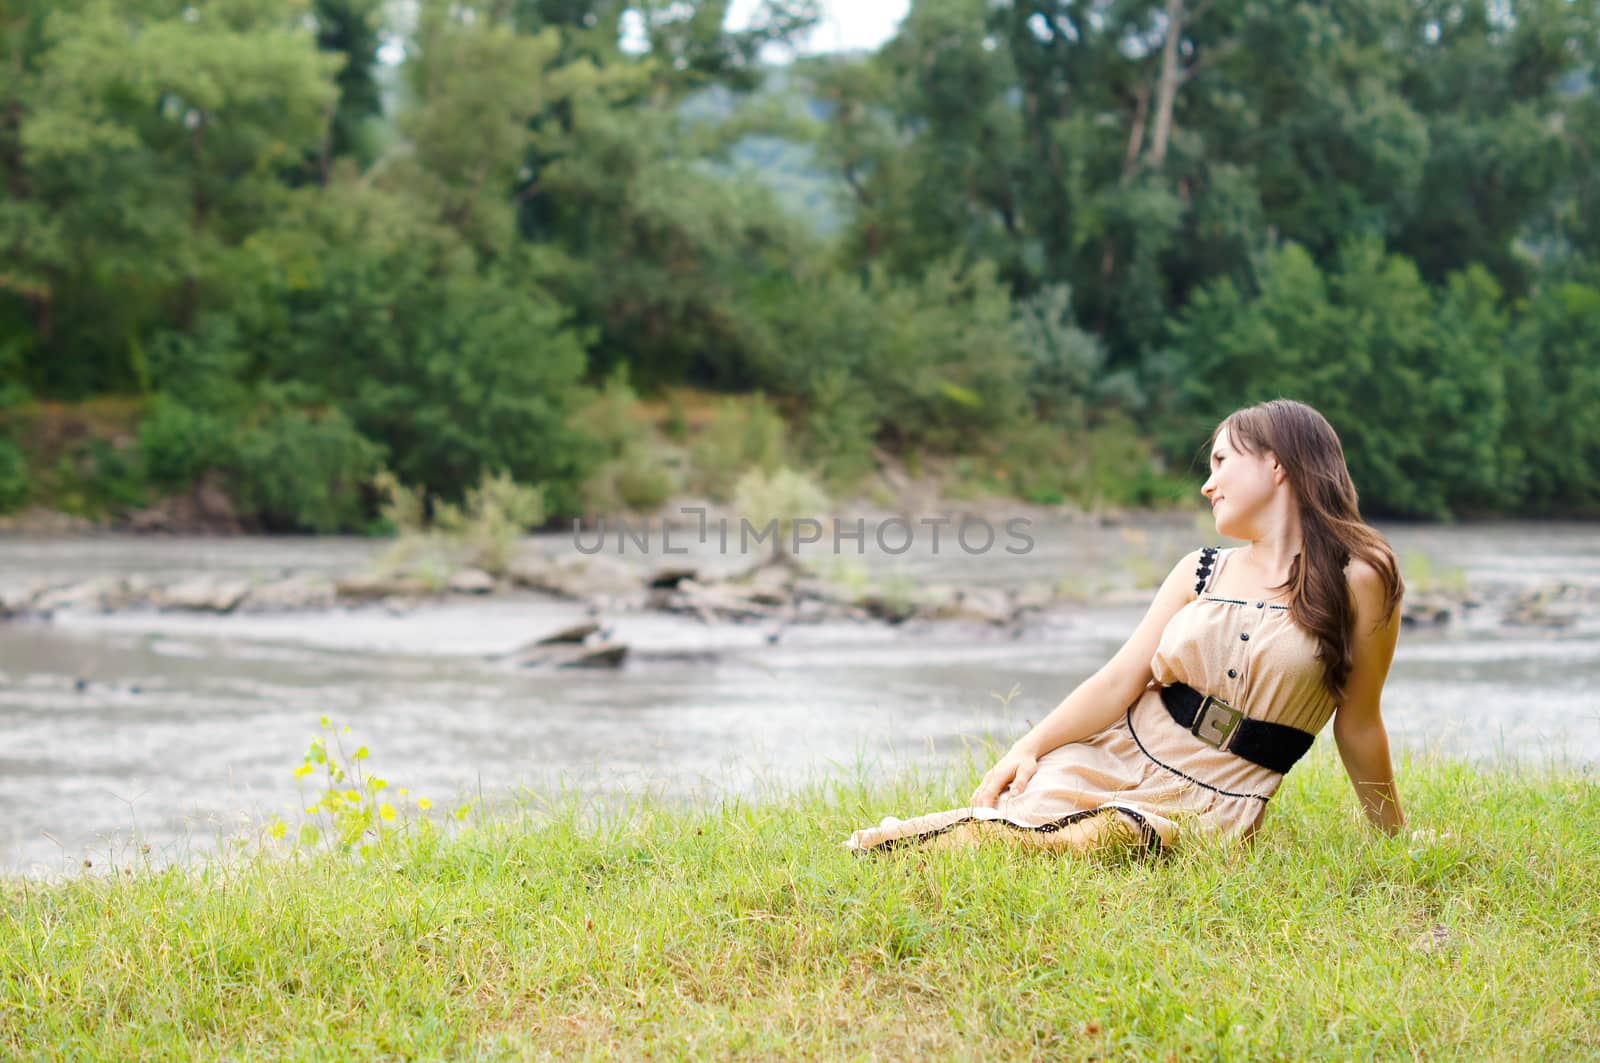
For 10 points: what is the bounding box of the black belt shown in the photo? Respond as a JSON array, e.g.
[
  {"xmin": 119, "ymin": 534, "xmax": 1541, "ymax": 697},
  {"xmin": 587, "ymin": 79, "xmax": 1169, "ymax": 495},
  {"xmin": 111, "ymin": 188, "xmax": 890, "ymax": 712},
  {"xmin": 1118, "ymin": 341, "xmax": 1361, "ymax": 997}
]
[{"xmin": 1159, "ymin": 682, "xmax": 1315, "ymax": 775}]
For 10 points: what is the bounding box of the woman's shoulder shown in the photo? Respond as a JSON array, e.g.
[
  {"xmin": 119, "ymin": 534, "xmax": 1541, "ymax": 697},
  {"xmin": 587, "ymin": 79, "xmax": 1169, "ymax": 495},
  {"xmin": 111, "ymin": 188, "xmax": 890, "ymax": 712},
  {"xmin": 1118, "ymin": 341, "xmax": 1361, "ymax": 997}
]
[
  {"xmin": 1342, "ymin": 554, "xmax": 1388, "ymax": 592},
  {"xmin": 1343, "ymin": 554, "xmax": 1398, "ymax": 622},
  {"xmin": 1344, "ymin": 555, "xmax": 1381, "ymax": 584}
]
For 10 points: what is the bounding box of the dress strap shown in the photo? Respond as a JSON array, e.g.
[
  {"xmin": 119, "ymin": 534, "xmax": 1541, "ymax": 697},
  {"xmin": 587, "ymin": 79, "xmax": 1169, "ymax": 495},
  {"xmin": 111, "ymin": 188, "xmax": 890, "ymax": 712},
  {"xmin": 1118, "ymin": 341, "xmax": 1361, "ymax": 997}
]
[{"xmin": 1194, "ymin": 547, "xmax": 1219, "ymax": 595}]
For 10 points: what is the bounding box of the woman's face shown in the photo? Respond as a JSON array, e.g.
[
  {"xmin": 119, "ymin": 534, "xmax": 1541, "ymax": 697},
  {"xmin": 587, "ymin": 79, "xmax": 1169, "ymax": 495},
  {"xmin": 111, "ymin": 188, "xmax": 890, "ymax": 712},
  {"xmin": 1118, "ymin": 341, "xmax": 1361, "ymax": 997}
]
[{"xmin": 1201, "ymin": 425, "xmax": 1282, "ymax": 537}]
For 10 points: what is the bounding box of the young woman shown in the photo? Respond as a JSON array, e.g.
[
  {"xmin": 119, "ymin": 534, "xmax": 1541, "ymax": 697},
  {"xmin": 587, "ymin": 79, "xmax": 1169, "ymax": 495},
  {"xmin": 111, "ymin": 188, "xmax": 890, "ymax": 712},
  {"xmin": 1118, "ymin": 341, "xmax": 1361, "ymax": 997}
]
[{"xmin": 845, "ymin": 398, "xmax": 1407, "ymax": 856}]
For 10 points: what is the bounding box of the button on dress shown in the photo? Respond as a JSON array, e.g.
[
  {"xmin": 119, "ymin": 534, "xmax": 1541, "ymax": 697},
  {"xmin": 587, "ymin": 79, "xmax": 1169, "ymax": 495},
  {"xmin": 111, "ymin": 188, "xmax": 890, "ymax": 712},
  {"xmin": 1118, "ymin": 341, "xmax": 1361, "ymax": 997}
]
[{"xmin": 844, "ymin": 547, "xmax": 1339, "ymax": 855}]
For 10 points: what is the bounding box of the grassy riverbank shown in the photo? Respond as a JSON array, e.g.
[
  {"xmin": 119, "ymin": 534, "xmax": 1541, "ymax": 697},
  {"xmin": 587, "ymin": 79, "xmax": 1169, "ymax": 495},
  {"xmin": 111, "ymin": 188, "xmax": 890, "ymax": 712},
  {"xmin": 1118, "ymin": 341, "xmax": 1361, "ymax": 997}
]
[{"xmin": 4, "ymin": 745, "xmax": 1597, "ymax": 1060}]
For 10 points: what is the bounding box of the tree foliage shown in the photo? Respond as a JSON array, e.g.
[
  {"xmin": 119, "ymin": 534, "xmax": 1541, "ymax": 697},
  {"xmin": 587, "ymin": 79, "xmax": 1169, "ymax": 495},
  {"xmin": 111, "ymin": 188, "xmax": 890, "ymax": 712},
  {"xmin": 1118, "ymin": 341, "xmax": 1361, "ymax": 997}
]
[{"xmin": 1, "ymin": 0, "xmax": 1598, "ymax": 526}]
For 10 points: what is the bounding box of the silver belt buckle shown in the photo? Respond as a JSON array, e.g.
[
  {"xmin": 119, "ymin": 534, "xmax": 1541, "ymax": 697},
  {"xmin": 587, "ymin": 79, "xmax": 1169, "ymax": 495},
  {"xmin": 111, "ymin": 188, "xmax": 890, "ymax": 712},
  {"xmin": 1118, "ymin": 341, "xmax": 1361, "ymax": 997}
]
[{"xmin": 1192, "ymin": 694, "xmax": 1244, "ymax": 751}]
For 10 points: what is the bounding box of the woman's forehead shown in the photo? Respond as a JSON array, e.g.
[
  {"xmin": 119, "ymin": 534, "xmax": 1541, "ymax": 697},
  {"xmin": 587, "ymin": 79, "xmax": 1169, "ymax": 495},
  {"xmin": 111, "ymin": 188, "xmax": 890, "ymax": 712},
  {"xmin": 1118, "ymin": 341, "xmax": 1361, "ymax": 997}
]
[{"xmin": 1211, "ymin": 425, "xmax": 1236, "ymax": 457}]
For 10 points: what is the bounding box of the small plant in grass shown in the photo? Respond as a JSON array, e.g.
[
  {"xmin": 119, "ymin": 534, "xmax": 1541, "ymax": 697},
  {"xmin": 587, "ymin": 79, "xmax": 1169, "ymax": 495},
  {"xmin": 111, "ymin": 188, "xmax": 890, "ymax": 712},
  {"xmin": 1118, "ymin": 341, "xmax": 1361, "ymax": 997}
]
[{"xmin": 267, "ymin": 716, "xmax": 473, "ymax": 858}]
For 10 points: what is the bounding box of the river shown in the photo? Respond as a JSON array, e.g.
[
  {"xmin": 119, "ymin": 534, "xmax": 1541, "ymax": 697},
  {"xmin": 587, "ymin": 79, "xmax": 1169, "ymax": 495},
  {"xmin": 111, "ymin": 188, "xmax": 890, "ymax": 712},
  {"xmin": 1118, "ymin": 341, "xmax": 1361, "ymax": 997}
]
[{"xmin": 2, "ymin": 515, "xmax": 1597, "ymax": 875}]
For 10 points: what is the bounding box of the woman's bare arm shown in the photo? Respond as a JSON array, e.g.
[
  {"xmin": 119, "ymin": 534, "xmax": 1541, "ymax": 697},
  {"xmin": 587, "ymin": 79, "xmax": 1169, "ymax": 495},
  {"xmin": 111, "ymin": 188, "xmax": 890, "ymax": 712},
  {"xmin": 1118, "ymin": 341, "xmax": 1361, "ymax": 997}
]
[
  {"xmin": 971, "ymin": 550, "xmax": 1204, "ymax": 807},
  {"xmin": 1332, "ymin": 559, "xmax": 1406, "ymax": 836},
  {"xmin": 1010, "ymin": 549, "xmax": 1203, "ymax": 758}
]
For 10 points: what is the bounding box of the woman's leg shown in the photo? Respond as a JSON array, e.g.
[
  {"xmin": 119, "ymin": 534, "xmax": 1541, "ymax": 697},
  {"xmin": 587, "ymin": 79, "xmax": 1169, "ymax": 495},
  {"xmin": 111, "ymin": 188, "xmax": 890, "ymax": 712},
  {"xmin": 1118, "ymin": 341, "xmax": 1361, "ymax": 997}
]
[
  {"xmin": 848, "ymin": 805, "xmax": 1148, "ymax": 855},
  {"xmin": 922, "ymin": 807, "xmax": 1144, "ymax": 854},
  {"xmin": 845, "ymin": 807, "xmax": 977, "ymax": 851}
]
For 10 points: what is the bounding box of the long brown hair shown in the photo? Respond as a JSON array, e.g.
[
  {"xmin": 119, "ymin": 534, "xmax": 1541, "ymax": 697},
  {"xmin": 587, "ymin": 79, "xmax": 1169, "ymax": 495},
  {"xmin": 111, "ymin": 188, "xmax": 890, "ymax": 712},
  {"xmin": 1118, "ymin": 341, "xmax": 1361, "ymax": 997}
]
[{"xmin": 1208, "ymin": 399, "xmax": 1404, "ymax": 707}]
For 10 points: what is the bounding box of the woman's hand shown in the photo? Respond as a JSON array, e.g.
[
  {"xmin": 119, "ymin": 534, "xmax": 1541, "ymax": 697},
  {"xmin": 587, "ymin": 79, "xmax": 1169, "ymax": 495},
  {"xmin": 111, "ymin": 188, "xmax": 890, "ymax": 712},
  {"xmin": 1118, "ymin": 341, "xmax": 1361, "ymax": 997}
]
[{"xmin": 970, "ymin": 748, "xmax": 1039, "ymax": 809}]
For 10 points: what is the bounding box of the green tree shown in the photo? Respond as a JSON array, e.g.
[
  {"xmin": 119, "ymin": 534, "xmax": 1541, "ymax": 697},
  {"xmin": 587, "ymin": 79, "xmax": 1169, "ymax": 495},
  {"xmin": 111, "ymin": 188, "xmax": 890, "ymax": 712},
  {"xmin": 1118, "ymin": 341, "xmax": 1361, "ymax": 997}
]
[
  {"xmin": 12, "ymin": 0, "xmax": 340, "ymax": 395},
  {"xmin": 1390, "ymin": 0, "xmax": 1584, "ymax": 291},
  {"xmin": 1171, "ymin": 237, "xmax": 1513, "ymax": 519},
  {"xmin": 311, "ymin": 0, "xmax": 387, "ymax": 173},
  {"xmin": 204, "ymin": 178, "xmax": 600, "ymax": 510},
  {"xmin": 1504, "ymin": 278, "xmax": 1600, "ymax": 515}
]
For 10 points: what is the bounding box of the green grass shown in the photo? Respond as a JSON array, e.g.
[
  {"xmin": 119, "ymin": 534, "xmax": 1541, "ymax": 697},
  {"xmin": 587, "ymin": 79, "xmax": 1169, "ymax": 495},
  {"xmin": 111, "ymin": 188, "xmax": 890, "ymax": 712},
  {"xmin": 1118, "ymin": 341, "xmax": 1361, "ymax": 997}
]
[{"xmin": 3, "ymin": 745, "xmax": 1598, "ymax": 1060}]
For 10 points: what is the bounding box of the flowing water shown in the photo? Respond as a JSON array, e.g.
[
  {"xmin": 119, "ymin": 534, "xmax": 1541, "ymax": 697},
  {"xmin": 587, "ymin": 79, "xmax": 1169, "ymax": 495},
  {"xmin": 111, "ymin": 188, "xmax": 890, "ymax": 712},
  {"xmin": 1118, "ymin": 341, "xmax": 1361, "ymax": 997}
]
[{"xmin": 2, "ymin": 516, "xmax": 1597, "ymax": 875}]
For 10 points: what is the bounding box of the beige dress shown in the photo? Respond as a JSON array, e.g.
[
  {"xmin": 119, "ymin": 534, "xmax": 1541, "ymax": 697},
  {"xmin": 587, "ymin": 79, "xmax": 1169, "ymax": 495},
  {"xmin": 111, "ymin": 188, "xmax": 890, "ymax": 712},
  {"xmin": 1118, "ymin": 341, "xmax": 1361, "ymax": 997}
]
[{"xmin": 845, "ymin": 547, "xmax": 1339, "ymax": 856}]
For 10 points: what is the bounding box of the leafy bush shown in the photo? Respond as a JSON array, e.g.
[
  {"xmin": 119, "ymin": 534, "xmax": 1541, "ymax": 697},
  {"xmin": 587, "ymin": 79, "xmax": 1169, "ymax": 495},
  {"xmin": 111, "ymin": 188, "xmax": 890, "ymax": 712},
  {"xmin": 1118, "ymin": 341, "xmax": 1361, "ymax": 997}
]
[
  {"xmin": 0, "ymin": 438, "xmax": 28, "ymax": 512},
  {"xmin": 746, "ymin": 258, "xmax": 1029, "ymax": 453},
  {"xmin": 373, "ymin": 468, "xmax": 545, "ymax": 580},
  {"xmin": 573, "ymin": 369, "xmax": 683, "ymax": 514},
  {"xmin": 1073, "ymin": 412, "xmax": 1193, "ymax": 509},
  {"xmin": 1013, "ymin": 284, "xmax": 1144, "ymax": 421},
  {"xmin": 581, "ymin": 448, "xmax": 682, "ymax": 515},
  {"xmin": 234, "ymin": 184, "xmax": 599, "ymax": 515},
  {"xmin": 663, "ymin": 391, "xmax": 691, "ymax": 442},
  {"xmin": 801, "ymin": 368, "xmax": 879, "ymax": 493},
  {"xmin": 0, "ymin": 339, "xmax": 29, "ymax": 410},
  {"xmin": 145, "ymin": 317, "xmax": 254, "ymax": 413},
  {"xmin": 138, "ymin": 396, "xmax": 236, "ymax": 491},
  {"xmin": 84, "ymin": 438, "xmax": 149, "ymax": 512},
  {"xmin": 731, "ymin": 465, "xmax": 831, "ymax": 562},
  {"xmin": 1503, "ymin": 278, "xmax": 1600, "ymax": 516},
  {"xmin": 979, "ymin": 413, "xmax": 1190, "ymax": 510},
  {"xmin": 233, "ymin": 406, "xmax": 384, "ymax": 533},
  {"xmin": 140, "ymin": 393, "xmax": 391, "ymax": 531},
  {"xmin": 688, "ymin": 395, "xmax": 788, "ymax": 501},
  {"xmin": 44, "ymin": 438, "xmax": 149, "ymax": 517},
  {"xmin": 433, "ymin": 470, "xmax": 545, "ymax": 577}
]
